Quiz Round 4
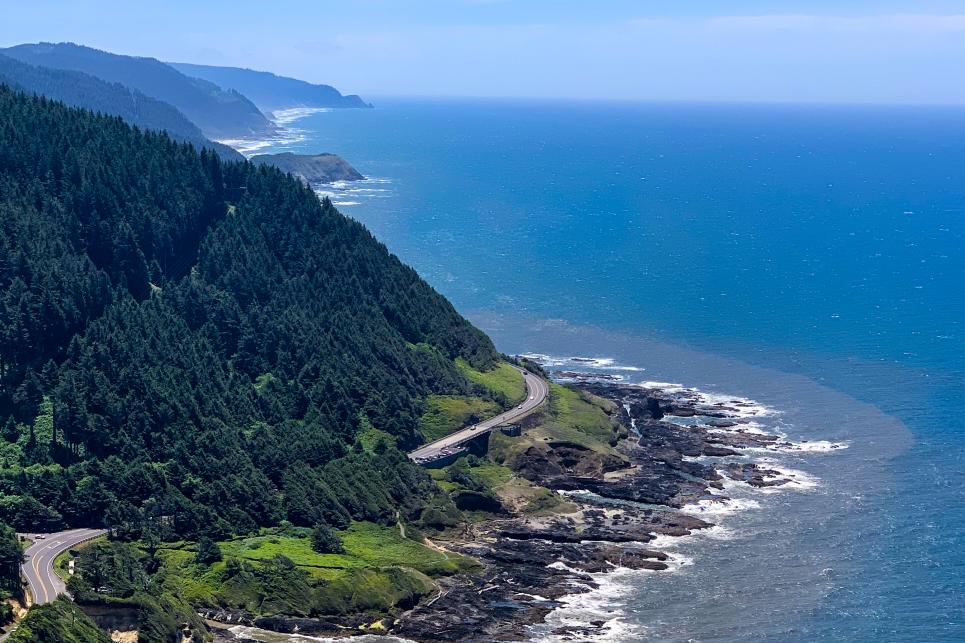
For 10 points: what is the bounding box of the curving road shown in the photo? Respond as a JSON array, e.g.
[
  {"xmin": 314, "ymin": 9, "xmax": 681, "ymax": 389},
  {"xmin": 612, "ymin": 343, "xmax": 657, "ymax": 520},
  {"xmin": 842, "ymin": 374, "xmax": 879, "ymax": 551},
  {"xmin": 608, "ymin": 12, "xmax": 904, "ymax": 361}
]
[
  {"xmin": 409, "ymin": 366, "xmax": 549, "ymax": 463},
  {"xmin": 21, "ymin": 528, "xmax": 105, "ymax": 605}
]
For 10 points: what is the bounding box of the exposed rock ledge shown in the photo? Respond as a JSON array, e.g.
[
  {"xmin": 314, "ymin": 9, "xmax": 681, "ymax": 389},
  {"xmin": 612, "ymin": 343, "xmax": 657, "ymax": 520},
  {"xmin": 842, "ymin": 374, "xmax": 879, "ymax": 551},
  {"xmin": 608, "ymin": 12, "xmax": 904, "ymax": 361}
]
[
  {"xmin": 251, "ymin": 152, "xmax": 364, "ymax": 185},
  {"xmin": 212, "ymin": 379, "xmax": 804, "ymax": 642}
]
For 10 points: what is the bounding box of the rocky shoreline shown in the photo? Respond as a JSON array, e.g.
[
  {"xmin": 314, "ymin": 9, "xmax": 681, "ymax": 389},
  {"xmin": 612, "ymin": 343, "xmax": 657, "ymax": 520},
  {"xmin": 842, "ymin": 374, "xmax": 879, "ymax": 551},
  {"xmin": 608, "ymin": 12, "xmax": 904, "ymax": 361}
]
[{"xmin": 214, "ymin": 376, "xmax": 830, "ymax": 642}]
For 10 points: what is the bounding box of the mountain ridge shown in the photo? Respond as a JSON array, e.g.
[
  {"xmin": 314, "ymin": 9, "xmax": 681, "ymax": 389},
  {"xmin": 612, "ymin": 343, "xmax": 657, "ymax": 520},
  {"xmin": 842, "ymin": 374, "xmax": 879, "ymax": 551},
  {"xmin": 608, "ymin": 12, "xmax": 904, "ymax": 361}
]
[
  {"xmin": 2, "ymin": 42, "xmax": 274, "ymax": 139},
  {"xmin": 170, "ymin": 61, "xmax": 372, "ymax": 111},
  {"xmin": 0, "ymin": 52, "xmax": 244, "ymax": 161}
]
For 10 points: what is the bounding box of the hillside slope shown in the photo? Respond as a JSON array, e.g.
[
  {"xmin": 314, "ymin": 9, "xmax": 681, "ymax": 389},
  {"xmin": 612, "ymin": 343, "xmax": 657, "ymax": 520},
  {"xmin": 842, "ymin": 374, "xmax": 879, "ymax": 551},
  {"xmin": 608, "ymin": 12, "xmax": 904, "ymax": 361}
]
[
  {"xmin": 0, "ymin": 85, "xmax": 499, "ymax": 540},
  {"xmin": 0, "ymin": 53, "xmax": 243, "ymax": 161},
  {"xmin": 171, "ymin": 61, "xmax": 371, "ymax": 111},
  {"xmin": 2, "ymin": 42, "xmax": 273, "ymax": 139}
]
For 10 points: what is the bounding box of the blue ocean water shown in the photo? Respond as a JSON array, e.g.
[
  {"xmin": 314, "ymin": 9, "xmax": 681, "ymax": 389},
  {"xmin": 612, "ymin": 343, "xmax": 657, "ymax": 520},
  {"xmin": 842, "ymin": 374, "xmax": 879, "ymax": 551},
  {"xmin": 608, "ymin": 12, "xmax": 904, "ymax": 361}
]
[{"xmin": 251, "ymin": 98, "xmax": 965, "ymax": 641}]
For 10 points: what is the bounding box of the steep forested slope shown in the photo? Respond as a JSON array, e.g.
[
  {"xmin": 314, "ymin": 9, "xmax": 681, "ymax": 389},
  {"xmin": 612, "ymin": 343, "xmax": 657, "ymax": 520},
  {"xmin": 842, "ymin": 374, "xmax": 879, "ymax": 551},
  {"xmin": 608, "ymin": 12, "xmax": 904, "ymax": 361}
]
[
  {"xmin": 170, "ymin": 62, "xmax": 371, "ymax": 111},
  {"xmin": 0, "ymin": 53, "xmax": 243, "ymax": 161},
  {"xmin": 2, "ymin": 43, "xmax": 272, "ymax": 139},
  {"xmin": 0, "ymin": 86, "xmax": 498, "ymax": 540}
]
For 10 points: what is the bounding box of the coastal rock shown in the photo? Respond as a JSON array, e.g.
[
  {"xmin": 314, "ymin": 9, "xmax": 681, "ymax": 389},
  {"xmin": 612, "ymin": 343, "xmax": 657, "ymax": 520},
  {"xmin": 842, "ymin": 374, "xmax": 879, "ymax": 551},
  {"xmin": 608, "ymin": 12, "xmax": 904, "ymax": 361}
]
[
  {"xmin": 197, "ymin": 608, "xmax": 255, "ymax": 626},
  {"xmin": 512, "ymin": 440, "xmax": 629, "ymax": 481},
  {"xmin": 452, "ymin": 489, "xmax": 506, "ymax": 513},
  {"xmin": 394, "ymin": 380, "xmax": 792, "ymax": 640},
  {"xmin": 250, "ymin": 152, "xmax": 364, "ymax": 185},
  {"xmin": 212, "ymin": 632, "xmax": 260, "ymax": 643},
  {"xmin": 253, "ymin": 614, "xmax": 362, "ymax": 634},
  {"xmin": 720, "ymin": 462, "xmax": 789, "ymax": 487}
]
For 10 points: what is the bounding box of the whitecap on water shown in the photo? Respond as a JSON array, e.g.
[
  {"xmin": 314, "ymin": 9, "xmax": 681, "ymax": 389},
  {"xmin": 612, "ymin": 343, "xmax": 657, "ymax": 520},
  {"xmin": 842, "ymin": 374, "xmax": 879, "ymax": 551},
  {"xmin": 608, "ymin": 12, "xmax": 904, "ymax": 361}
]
[
  {"xmin": 778, "ymin": 439, "xmax": 849, "ymax": 453},
  {"xmin": 518, "ymin": 353, "xmax": 645, "ymax": 373},
  {"xmin": 314, "ymin": 177, "xmax": 395, "ymax": 207},
  {"xmin": 681, "ymin": 494, "xmax": 762, "ymax": 518},
  {"xmin": 754, "ymin": 461, "xmax": 821, "ymax": 493},
  {"xmin": 533, "ymin": 566, "xmax": 646, "ymax": 642}
]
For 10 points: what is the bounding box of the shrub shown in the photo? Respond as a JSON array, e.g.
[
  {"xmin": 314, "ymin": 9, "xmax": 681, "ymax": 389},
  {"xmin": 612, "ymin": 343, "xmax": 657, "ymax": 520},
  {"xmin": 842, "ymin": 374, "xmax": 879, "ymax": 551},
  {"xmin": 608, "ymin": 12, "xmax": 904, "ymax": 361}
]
[
  {"xmin": 311, "ymin": 524, "xmax": 344, "ymax": 554},
  {"xmin": 195, "ymin": 537, "xmax": 222, "ymax": 565}
]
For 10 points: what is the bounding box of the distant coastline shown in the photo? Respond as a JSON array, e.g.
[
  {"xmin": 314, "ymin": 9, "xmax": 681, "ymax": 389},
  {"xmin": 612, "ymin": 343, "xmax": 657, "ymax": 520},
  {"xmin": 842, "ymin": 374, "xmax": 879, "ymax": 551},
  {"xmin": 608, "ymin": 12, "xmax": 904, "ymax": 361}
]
[
  {"xmin": 217, "ymin": 107, "xmax": 332, "ymax": 156},
  {"xmin": 220, "ymin": 107, "xmax": 395, "ymax": 209}
]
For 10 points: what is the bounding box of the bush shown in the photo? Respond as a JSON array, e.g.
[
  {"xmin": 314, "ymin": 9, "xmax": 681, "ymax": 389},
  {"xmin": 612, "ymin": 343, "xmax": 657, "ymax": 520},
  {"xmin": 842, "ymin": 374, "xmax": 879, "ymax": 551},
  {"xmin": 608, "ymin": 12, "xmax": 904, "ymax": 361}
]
[
  {"xmin": 311, "ymin": 524, "xmax": 344, "ymax": 554},
  {"xmin": 195, "ymin": 537, "xmax": 222, "ymax": 565}
]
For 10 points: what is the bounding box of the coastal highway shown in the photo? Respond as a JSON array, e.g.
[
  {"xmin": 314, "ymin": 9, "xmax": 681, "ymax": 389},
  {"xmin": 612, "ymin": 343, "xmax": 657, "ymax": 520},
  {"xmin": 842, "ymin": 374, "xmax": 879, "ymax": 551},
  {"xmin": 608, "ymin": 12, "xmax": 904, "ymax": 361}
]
[
  {"xmin": 21, "ymin": 528, "xmax": 106, "ymax": 605},
  {"xmin": 409, "ymin": 366, "xmax": 549, "ymax": 463}
]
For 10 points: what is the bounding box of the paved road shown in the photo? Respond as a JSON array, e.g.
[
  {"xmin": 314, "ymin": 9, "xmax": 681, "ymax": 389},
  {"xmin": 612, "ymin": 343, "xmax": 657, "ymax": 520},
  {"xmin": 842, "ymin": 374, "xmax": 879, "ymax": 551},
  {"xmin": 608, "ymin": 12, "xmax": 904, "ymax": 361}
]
[
  {"xmin": 21, "ymin": 528, "xmax": 106, "ymax": 605},
  {"xmin": 409, "ymin": 366, "xmax": 549, "ymax": 463}
]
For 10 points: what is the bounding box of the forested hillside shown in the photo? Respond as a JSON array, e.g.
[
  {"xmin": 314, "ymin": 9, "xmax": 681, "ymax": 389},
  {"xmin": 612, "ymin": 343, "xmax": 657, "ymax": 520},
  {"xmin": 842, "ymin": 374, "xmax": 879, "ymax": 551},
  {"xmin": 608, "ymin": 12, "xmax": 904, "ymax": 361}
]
[
  {"xmin": 2, "ymin": 43, "xmax": 273, "ymax": 139},
  {"xmin": 0, "ymin": 86, "xmax": 499, "ymax": 540},
  {"xmin": 0, "ymin": 53, "xmax": 243, "ymax": 161},
  {"xmin": 171, "ymin": 62, "xmax": 372, "ymax": 111}
]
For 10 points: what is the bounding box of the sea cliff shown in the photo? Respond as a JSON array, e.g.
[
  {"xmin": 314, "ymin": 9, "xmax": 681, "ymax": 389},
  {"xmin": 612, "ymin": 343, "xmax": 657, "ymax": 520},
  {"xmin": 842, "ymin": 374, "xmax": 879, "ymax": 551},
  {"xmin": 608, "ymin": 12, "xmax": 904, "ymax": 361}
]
[{"xmin": 251, "ymin": 152, "xmax": 364, "ymax": 185}]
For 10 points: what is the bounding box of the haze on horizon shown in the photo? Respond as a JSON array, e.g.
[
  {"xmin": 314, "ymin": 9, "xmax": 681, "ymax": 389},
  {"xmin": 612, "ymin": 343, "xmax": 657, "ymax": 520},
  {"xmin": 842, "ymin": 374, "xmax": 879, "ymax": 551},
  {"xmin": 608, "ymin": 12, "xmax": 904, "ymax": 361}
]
[{"xmin": 3, "ymin": 0, "xmax": 965, "ymax": 105}]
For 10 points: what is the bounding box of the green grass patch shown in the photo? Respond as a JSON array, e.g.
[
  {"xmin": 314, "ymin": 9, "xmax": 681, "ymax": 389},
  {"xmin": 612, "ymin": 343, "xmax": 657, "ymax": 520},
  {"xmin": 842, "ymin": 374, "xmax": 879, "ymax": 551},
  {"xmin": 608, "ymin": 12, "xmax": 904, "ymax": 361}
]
[
  {"xmin": 456, "ymin": 359, "xmax": 526, "ymax": 405},
  {"xmin": 154, "ymin": 522, "xmax": 476, "ymax": 615},
  {"xmin": 155, "ymin": 548, "xmax": 227, "ymax": 604},
  {"xmin": 489, "ymin": 383, "xmax": 628, "ymax": 469},
  {"xmin": 419, "ymin": 395, "xmax": 500, "ymax": 442},
  {"xmin": 357, "ymin": 424, "xmax": 397, "ymax": 453},
  {"xmin": 219, "ymin": 522, "xmax": 474, "ymax": 578},
  {"xmin": 466, "ymin": 460, "xmax": 513, "ymax": 488},
  {"xmin": 432, "ymin": 456, "xmax": 574, "ymax": 518},
  {"xmin": 520, "ymin": 383, "xmax": 620, "ymax": 452},
  {"xmin": 315, "ymin": 566, "xmax": 434, "ymax": 615}
]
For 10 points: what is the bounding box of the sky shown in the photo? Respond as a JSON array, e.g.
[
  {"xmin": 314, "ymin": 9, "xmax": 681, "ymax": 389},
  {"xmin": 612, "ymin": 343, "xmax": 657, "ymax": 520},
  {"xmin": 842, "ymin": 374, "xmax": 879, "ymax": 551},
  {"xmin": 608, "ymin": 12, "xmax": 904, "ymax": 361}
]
[{"xmin": 3, "ymin": 1, "xmax": 965, "ymax": 104}]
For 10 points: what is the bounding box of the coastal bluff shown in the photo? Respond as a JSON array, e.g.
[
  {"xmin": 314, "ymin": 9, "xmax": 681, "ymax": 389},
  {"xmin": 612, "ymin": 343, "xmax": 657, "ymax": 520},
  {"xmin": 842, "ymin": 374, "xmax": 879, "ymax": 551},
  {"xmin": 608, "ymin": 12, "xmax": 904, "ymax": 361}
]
[{"xmin": 251, "ymin": 151, "xmax": 364, "ymax": 185}]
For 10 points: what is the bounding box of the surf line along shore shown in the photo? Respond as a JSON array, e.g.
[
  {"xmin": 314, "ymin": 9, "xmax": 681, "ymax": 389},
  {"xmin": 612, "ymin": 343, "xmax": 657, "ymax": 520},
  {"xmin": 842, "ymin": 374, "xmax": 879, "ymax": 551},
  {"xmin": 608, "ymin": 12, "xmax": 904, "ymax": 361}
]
[{"xmin": 372, "ymin": 358, "xmax": 845, "ymax": 642}]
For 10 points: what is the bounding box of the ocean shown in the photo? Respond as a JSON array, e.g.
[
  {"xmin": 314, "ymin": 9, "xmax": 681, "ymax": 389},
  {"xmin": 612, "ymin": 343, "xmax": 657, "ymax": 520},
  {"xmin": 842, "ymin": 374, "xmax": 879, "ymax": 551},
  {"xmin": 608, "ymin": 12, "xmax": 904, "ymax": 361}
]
[{"xmin": 236, "ymin": 97, "xmax": 965, "ymax": 641}]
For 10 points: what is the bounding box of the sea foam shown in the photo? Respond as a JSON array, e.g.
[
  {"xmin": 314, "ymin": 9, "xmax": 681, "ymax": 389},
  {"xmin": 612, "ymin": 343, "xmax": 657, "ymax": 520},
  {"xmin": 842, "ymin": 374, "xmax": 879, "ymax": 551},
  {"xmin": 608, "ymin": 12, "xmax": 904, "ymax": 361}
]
[{"xmin": 535, "ymin": 565, "xmax": 646, "ymax": 642}]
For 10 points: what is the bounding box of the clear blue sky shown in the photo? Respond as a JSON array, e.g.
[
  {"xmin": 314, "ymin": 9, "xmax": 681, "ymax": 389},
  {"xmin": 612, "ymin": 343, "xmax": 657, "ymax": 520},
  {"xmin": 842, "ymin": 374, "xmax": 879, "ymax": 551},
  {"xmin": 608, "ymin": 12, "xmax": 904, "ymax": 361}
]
[{"xmin": 3, "ymin": 1, "xmax": 965, "ymax": 104}]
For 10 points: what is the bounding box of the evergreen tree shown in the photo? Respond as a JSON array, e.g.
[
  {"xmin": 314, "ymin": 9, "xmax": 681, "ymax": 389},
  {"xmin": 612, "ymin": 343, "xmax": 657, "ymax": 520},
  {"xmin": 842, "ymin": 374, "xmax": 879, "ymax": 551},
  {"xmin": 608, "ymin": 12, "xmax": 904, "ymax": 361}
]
[
  {"xmin": 0, "ymin": 522, "xmax": 22, "ymax": 593},
  {"xmin": 194, "ymin": 537, "xmax": 222, "ymax": 565},
  {"xmin": 311, "ymin": 523, "xmax": 343, "ymax": 554}
]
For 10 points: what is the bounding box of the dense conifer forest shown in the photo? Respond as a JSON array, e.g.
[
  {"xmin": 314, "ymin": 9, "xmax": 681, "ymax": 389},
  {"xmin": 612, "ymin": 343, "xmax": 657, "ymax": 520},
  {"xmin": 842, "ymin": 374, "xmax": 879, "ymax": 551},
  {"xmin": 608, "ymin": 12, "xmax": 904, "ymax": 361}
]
[{"xmin": 0, "ymin": 85, "xmax": 500, "ymax": 541}]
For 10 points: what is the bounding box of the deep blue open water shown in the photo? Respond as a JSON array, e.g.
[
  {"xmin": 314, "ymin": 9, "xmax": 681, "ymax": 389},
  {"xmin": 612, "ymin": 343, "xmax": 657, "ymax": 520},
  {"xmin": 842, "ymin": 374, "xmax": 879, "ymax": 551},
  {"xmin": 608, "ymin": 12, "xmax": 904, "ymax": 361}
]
[{"xmin": 246, "ymin": 98, "xmax": 965, "ymax": 642}]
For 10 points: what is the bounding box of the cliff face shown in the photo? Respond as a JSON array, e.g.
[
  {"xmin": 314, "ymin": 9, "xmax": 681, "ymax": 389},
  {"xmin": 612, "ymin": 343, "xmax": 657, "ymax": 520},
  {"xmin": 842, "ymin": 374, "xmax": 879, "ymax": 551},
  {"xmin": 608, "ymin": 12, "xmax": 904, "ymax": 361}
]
[{"xmin": 251, "ymin": 152, "xmax": 365, "ymax": 184}]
